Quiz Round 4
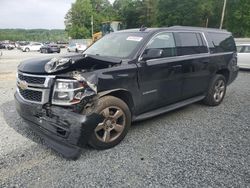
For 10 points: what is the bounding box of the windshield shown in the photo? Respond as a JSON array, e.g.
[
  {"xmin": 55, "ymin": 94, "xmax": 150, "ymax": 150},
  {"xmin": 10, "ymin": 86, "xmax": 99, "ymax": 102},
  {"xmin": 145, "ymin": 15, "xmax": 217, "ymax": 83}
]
[{"xmin": 84, "ymin": 32, "xmax": 146, "ymax": 58}]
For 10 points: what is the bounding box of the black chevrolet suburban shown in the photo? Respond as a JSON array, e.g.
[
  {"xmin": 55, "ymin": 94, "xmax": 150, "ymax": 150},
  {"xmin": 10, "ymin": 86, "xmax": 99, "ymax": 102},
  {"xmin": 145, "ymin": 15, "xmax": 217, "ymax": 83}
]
[{"xmin": 15, "ymin": 26, "xmax": 239, "ymax": 159}]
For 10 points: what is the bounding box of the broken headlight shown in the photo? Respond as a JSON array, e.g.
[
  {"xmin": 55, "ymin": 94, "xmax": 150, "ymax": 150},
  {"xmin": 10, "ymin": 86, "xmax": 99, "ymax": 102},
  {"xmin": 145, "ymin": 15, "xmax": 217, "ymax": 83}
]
[{"xmin": 52, "ymin": 79, "xmax": 86, "ymax": 105}]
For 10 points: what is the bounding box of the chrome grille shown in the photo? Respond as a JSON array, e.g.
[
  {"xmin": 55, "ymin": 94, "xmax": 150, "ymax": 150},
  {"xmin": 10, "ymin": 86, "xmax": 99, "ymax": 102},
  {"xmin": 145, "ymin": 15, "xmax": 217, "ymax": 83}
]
[
  {"xmin": 17, "ymin": 72, "xmax": 55, "ymax": 104},
  {"xmin": 18, "ymin": 74, "xmax": 45, "ymax": 84},
  {"xmin": 18, "ymin": 86, "xmax": 42, "ymax": 102}
]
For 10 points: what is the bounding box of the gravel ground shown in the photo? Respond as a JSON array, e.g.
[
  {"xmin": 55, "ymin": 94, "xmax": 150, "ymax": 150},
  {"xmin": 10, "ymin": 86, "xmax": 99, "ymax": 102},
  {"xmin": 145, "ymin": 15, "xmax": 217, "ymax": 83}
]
[{"xmin": 0, "ymin": 49, "xmax": 250, "ymax": 187}]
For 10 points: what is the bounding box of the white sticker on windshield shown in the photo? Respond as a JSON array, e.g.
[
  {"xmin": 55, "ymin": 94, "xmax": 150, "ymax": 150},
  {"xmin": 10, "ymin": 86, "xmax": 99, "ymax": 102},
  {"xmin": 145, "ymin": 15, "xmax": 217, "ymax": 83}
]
[{"xmin": 126, "ymin": 36, "xmax": 143, "ymax": 42}]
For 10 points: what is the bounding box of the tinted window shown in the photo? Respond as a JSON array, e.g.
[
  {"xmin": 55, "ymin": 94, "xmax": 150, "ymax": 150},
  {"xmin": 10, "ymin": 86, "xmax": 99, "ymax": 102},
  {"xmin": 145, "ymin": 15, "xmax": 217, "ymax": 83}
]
[
  {"xmin": 177, "ymin": 32, "xmax": 208, "ymax": 55},
  {"xmin": 144, "ymin": 32, "xmax": 176, "ymax": 58},
  {"xmin": 209, "ymin": 32, "xmax": 236, "ymax": 52}
]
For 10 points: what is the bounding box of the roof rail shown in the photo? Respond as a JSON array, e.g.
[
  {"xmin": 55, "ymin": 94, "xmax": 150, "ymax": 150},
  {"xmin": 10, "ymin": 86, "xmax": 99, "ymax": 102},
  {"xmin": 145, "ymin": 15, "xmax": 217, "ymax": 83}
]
[{"xmin": 139, "ymin": 25, "xmax": 147, "ymax": 31}]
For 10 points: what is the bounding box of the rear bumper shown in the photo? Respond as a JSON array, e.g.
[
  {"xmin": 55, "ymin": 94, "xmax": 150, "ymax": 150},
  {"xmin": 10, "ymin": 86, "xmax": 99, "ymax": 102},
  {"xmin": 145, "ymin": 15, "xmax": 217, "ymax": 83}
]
[{"xmin": 15, "ymin": 92, "xmax": 103, "ymax": 159}]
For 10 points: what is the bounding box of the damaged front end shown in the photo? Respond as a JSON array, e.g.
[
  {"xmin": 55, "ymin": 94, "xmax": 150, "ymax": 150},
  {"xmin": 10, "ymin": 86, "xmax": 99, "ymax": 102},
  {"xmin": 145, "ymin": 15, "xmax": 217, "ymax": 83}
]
[
  {"xmin": 15, "ymin": 71, "xmax": 103, "ymax": 159},
  {"xmin": 15, "ymin": 54, "xmax": 122, "ymax": 158},
  {"xmin": 15, "ymin": 68, "xmax": 105, "ymax": 159}
]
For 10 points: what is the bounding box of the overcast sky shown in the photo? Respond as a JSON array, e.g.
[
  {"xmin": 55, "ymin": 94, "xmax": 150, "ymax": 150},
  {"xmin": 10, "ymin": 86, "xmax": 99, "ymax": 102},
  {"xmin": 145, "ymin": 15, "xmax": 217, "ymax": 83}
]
[{"xmin": 0, "ymin": 0, "xmax": 115, "ymax": 29}]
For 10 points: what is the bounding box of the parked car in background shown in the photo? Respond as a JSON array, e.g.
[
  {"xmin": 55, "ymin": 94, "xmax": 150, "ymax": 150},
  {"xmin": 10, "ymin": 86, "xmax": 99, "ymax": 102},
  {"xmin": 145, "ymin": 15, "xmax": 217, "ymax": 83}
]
[
  {"xmin": 6, "ymin": 43, "xmax": 15, "ymax": 50},
  {"xmin": 56, "ymin": 41, "xmax": 68, "ymax": 48},
  {"xmin": 40, "ymin": 44, "xmax": 60, "ymax": 53},
  {"xmin": 76, "ymin": 43, "xmax": 87, "ymax": 52},
  {"xmin": 237, "ymin": 44, "xmax": 250, "ymax": 69},
  {"xmin": 16, "ymin": 41, "xmax": 30, "ymax": 50},
  {"xmin": 67, "ymin": 43, "xmax": 77, "ymax": 52},
  {"xmin": 67, "ymin": 43, "xmax": 87, "ymax": 52},
  {"xmin": 20, "ymin": 42, "xmax": 43, "ymax": 52},
  {"xmin": 0, "ymin": 43, "xmax": 5, "ymax": 49}
]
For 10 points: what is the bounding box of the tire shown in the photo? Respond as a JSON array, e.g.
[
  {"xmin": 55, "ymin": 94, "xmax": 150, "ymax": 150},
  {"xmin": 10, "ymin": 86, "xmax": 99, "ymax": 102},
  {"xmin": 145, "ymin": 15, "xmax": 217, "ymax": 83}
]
[
  {"xmin": 25, "ymin": 48, "xmax": 30, "ymax": 52},
  {"xmin": 40, "ymin": 49, "xmax": 43, "ymax": 53},
  {"xmin": 203, "ymin": 74, "xmax": 227, "ymax": 106},
  {"xmin": 88, "ymin": 96, "xmax": 131, "ymax": 150}
]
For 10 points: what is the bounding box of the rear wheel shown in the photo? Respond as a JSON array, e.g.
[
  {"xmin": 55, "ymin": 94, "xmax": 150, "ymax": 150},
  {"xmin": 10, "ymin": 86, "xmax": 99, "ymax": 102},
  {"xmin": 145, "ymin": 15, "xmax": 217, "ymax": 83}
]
[
  {"xmin": 88, "ymin": 96, "xmax": 131, "ymax": 150},
  {"xmin": 203, "ymin": 74, "xmax": 227, "ymax": 106}
]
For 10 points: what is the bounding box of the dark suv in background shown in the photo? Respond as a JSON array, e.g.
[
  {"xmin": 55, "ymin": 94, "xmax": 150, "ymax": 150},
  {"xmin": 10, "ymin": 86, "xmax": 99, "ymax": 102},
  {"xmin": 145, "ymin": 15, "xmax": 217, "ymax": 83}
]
[{"xmin": 15, "ymin": 26, "xmax": 238, "ymax": 159}]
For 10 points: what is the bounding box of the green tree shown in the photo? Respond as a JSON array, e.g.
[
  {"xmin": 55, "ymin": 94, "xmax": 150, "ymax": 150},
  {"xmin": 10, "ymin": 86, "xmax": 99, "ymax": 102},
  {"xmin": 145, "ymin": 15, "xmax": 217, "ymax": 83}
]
[
  {"xmin": 225, "ymin": 0, "xmax": 250, "ymax": 37},
  {"xmin": 137, "ymin": 0, "xmax": 158, "ymax": 27},
  {"xmin": 113, "ymin": 0, "xmax": 141, "ymax": 28},
  {"xmin": 65, "ymin": 0, "xmax": 93, "ymax": 39},
  {"xmin": 65, "ymin": 0, "xmax": 117, "ymax": 38}
]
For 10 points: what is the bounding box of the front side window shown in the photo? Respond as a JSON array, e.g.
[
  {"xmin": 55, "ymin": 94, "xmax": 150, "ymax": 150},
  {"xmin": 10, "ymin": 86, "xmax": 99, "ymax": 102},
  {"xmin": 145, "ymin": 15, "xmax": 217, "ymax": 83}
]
[
  {"xmin": 144, "ymin": 32, "xmax": 177, "ymax": 59},
  {"xmin": 84, "ymin": 32, "xmax": 146, "ymax": 58},
  {"xmin": 177, "ymin": 32, "xmax": 208, "ymax": 55}
]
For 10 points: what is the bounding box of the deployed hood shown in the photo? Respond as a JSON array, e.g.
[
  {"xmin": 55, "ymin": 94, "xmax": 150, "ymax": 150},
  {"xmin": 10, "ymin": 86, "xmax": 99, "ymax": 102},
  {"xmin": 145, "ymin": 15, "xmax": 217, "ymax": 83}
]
[{"xmin": 18, "ymin": 54, "xmax": 122, "ymax": 74}]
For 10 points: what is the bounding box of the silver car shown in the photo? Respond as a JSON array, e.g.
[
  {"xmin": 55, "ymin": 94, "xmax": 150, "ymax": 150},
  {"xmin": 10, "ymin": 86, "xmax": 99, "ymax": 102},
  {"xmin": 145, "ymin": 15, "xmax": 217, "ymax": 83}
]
[{"xmin": 237, "ymin": 44, "xmax": 250, "ymax": 69}]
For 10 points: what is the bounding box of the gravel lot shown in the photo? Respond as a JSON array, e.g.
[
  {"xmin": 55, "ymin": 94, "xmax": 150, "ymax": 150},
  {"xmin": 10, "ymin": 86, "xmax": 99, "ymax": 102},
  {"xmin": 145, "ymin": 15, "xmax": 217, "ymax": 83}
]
[{"xmin": 0, "ymin": 49, "xmax": 249, "ymax": 187}]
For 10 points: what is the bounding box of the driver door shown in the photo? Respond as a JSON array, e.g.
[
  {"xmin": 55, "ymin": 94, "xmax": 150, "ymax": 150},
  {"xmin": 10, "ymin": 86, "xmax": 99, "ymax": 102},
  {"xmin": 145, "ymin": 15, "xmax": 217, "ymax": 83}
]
[{"xmin": 136, "ymin": 32, "xmax": 183, "ymax": 113}]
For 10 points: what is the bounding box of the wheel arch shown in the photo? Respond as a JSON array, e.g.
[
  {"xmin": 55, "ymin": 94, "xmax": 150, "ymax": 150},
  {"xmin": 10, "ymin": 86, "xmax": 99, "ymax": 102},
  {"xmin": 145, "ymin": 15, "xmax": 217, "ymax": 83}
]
[
  {"xmin": 98, "ymin": 89, "xmax": 135, "ymax": 114},
  {"xmin": 216, "ymin": 69, "xmax": 229, "ymax": 84}
]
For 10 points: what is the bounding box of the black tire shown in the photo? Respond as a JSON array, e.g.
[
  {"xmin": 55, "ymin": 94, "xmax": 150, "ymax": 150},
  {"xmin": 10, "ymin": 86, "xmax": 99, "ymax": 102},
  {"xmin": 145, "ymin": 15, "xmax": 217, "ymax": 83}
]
[
  {"xmin": 88, "ymin": 96, "xmax": 131, "ymax": 150},
  {"xmin": 203, "ymin": 74, "xmax": 227, "ymax": 106},
  {"xmin": 25, "ymin": 48, "xmax": 30, "ymax": 52},
  {"xmin": 40, "ymin": 49, "xmax": 43, "ymax": 53}
]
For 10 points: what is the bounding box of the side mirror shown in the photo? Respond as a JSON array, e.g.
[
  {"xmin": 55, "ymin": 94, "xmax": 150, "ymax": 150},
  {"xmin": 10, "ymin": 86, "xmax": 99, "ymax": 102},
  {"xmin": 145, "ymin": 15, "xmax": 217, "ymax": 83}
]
[{"xmin": 141, "ymin": 48, "xmax": 163, "ymax": 61}]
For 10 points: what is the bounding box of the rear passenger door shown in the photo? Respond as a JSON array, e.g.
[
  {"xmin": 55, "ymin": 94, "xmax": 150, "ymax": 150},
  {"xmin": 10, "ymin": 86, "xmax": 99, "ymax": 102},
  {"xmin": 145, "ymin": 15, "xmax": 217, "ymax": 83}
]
[
  {"xmin": 174, "ymin": 32, "xmax": 211, "ymax": 99},
  {"xmin": 137, "ymin": 32, "xmax": 183, "ymax": 113}
]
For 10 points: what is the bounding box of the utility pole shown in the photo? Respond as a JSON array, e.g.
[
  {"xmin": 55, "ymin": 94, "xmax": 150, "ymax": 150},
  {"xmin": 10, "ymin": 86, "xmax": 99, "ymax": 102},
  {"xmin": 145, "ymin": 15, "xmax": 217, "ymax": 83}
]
[
  {"xmin": 91, "ymin": 15, "xmax": 94, "ymax": 39},
  {"xmin": 220, "ymin": 0, "xmax": 227, "ymax": 29}
]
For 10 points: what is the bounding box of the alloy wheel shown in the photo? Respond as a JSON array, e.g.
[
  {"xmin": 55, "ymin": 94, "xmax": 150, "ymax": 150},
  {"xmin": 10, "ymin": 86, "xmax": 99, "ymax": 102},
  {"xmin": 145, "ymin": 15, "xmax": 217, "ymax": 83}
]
[
  {"xmin": 95, "ymin": 106, "xmax": 126, "ymax": 143},
  {"xmin": 213, "ymin": 79, "xmax": 225, "ymax": 102}
]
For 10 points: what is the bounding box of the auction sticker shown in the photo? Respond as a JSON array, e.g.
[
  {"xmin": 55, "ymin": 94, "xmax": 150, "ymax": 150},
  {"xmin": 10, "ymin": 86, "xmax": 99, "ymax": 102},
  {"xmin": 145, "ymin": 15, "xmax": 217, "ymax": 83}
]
[{"xmin": 126, "ymin": 36, "xmax": 143, "ymax": 42}]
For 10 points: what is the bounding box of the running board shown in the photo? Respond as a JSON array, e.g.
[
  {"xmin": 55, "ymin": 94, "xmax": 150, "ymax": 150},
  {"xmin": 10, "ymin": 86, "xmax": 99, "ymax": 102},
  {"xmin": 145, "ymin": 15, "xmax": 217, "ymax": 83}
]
[{"xmin": 134, "ymin": 95, "xmax": 205, "ymax": 122}]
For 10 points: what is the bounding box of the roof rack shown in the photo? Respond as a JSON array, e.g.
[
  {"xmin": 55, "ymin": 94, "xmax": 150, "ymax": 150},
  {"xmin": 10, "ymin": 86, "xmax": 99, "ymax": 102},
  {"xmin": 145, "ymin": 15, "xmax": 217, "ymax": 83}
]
[
  {"xmin": 139, "ymin": 25, "xmax": 147, "ymax": 32},
  {"xmin": 169, "ymin": 25, "xmax": 228, "ymax": 32}
]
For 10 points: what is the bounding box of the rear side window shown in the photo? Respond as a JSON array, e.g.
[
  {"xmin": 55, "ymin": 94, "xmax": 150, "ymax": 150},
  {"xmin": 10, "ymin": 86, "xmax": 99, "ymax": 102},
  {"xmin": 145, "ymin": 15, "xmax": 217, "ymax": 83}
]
[
  {"xmin": 176, "ymin": 32, "xmax": 208, "ymax": 55},
  {"xmin": 209, "ymin": 32, "xmax": 236, "ymax": 53}
]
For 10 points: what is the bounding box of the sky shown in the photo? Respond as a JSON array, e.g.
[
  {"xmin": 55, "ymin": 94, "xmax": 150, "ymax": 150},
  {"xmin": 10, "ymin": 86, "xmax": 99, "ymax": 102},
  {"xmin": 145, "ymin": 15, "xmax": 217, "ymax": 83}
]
[{"xmin": 0, "ymin": 0, "xmax": 115, "ymax": 29}]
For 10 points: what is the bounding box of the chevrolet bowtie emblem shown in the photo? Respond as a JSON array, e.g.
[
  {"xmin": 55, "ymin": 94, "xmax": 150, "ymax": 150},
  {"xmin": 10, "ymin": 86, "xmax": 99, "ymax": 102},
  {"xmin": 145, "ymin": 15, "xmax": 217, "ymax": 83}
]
[{"xmin": 18, "ymin": 80, "xmax": 28, "ymax": 90}]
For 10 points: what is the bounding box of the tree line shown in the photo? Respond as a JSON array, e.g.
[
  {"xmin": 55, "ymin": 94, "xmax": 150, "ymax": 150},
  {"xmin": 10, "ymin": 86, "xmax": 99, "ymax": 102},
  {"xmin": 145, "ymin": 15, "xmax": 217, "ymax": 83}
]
[
  {"xmin": 65, "ymin": 0, "xmax": 250, "ymax": 39},
  {"xmin": 0, "ymin": 29, "xmax": 67, "ymax": 42}
]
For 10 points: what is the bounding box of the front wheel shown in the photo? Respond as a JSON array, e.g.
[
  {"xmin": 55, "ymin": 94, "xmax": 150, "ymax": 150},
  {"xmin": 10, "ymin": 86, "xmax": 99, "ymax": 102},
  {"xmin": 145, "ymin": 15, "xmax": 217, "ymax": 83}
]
[
  {"xmin": 88, "ymin": 96, "xmax": 131, "ymax": 150},
  {"xmin": 203, "ymin": 74, "xmax": 227, "ymax": 106}
]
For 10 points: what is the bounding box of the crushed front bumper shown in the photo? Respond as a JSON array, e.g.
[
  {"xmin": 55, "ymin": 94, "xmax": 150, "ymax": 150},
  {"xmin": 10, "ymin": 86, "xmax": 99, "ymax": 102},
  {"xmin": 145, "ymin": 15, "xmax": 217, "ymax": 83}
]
[{"xmin": 14, "ymin": 92, "xmax": 103, "ymax": 159}]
